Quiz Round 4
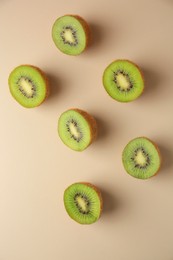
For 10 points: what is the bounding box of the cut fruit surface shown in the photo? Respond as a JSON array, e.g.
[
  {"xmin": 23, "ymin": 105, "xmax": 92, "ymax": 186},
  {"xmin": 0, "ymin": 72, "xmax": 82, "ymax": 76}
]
[
  {"xmin": 122, "ymin": 137, "xmax": 161, "ymax": 179},
  {"xmin": 64, "ymin": 182, "xmax": 102, "ymax": 224},
  {"xmin": 52, "ymin": 15, "xmax": 90, "ymax": 55},
  {"xmin": 8, "ymin": 65, "xmax": 49, "ymax": 108},
  {"xmin": 58, "ymin": 109, "xmax": 97, "ymax": 151},
  {"xmin": 103, "ymin": 60, "xmax": 144, "ymax": 102}
]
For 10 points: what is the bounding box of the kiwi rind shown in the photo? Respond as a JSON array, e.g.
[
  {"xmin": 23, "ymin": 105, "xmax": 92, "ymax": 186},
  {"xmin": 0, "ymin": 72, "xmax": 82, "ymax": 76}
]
[
  {"xmin": 103, "ymin": 59, "xmax": 145, "ymax": 102},
  {"xmin": 80, "ymin": 182, "xmax": 103, "ymax": 213},
  {"xmin": 144, "ymin": 137, "xmax": 162, "ymax": 176},
  {"xmin": 122, "ymin": 137, "xmax": 161, "ymax": 179},
  {"xmin": 52, "ymin": 14, "xmax": 90, "ymax": 55},
  {"xmin": 73, "ymin": 109, "xmax": 98, "ymax": 144},
  {"xmin": 58, "ymin": 108, "xmax": 98, "ymax": 151},
  {"xmin": 69, "ymin": 15, "xmax": 91, "ymax": 48},
  {"xmin": 64, "ymin": 182, "xmax": 103, "ymax": 224},
  {"xmin": 8, "ymin": 64, "xmax": 49, "ymax": 108},
  {"xmin": 31, "ymin": 65, "xmax": 50, "ymax": 99}
]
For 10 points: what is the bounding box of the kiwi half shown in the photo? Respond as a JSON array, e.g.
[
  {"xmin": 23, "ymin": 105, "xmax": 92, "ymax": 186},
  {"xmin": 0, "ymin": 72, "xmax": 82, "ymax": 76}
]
[
  {"xmin": 64, "ymin": 182, "xmax": 103, "ymax": 224},
  {"xmin": 122, "ymin": 137, "xmax": 161, "ymax": 179},
  {"xmin": 8, "ymin": 65, "xmax": 49, "ymax": 108},
  {"xmin": 58, "ymin": 108, "xmax": 97, "ymax": 151},
  {"xmin": 52, "ymin": 15, "xmax": 90, "ymax": 55},
  {"xmin": 103, "ymin": 60, "xmax": 144, "ymax": 102}
]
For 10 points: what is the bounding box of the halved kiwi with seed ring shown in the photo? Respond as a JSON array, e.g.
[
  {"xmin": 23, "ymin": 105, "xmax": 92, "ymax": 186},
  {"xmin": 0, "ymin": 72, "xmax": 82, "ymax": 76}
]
[
  {"xmin": 8, "ymin": 65, "xmax": 49, "ymax": 108},
  {"xmin": 52, "ymin": 14, "xmax": 91, "ymax": 55},
  {"xmin": 103, "ymin": 59, "xmax": 144, "ymax": 102},
  {"xmin": 122, "ymin": 137, "xmax": 162, "ymax": 179},
  {"xmin": 58, "ymin": 108, "xmax": 98, "ymax": 151},
  {"xmin": 64, "ymin": 182, "xmax": 103, "ymax": 224}
]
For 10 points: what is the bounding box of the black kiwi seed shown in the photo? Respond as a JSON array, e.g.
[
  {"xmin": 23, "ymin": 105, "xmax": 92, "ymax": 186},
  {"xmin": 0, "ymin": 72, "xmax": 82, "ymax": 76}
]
[
  {"xmin": 60, "ymin": 26, "xmax": 78, "ymax": 46},
  {"xmin": 131, "ymin": 147, "xmax": 151, "ymax": 169},
  {"xmin": 65, "ymin": 119, "xmax": 83, "ymax": 142},
  {"xmin": 74, "ymin": 193, "xmax": 90, "ymax": 214},
  {"xmin": 17, "ymin": 76, "xmax": 36, "ymax": 98},
  {"xmin": 113, "ymin": 70, "xmax": 133, "ymax": 92}
]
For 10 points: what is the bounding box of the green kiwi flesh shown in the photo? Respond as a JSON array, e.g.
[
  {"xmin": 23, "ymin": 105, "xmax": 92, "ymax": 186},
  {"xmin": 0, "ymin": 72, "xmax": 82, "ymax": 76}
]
[
  {"xmin": 9, "ymin": 65, "xmax": 48, "ymax": 108},
  {"xmin": 103, "ymin": 60, "xmax": 144, "ymax": 102},
  {"xmin": 64, "ymin": 182, "xmax": 102, "ymax": 224},
  {"xmin": 122, "ymin": 137, "xmax": 161, "ymax": 179},
  {"xmin": 52, "ymin": 15, "xmax": 89, "ymax": 55},
  {"xmin": 58, "ymin": 109, "xmax": 97, "ymax": 151}
]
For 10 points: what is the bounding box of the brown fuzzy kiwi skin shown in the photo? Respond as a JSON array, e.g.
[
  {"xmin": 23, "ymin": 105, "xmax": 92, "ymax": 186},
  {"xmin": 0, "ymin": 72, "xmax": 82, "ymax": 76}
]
[
  {"xmin": 124, "ymin": 60, "xmax": 145, "ymax": 95},
  {"xmin": 26, "ymin": 65, "xmax": 50, "ymax": 104},
  {"xmin": 142, "ymin": 137, "xmax": 162, "ymax": 178},
  {"xmin": 103, "ymin": 59, "xmax": 145, "ymax": 102},
  {"xmin": 77, "ymin": 182, "xmax": 103, "ymax": 218},
  {"xmin": 123, "ymin": 137, "xmax": 162, "ymax": 180},
  {"xmin": 63, "ymin": 14, "xmax": 91, "ymax": 53},
  {"xmin": 10, "ymin": 65, "xmax": 50, "ymax": 108},
  {"xmin": 72, "ymin": 108, "xmax": 98, "ymax": 145},
  {"xmin": 32, "ymin": 65, "xmax": 50, "ymax": 99}
]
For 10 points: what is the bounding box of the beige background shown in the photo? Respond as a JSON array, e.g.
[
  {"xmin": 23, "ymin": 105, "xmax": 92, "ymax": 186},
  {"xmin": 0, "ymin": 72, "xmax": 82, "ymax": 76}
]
[{"xmin": 1, "ymin": 0, "xmax": 173, "ymax": 259}]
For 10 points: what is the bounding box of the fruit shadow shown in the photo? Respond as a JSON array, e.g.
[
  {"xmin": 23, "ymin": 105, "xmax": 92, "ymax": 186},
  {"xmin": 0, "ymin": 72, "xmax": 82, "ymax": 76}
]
[
  {"xmin": 93, "ymin": 115, "xmax": 114, "ymax": 144},
  {"xmin": 45, "ymin": 73, "xmax": 64, "ymax": 103},
  {"xmin": 85, "ymin": 22, "xmax": 110, "ymax": 54},
  {"xmin": 99, "ymin": 187, "xmax": 118, "ymax": 216},
  {"xmin": 157, "ymin": 143, "xmax": 173, "ymax": 176},
  {"xmin": 140, "ymin": 67, "xmax": 164, "ymax": 100}
]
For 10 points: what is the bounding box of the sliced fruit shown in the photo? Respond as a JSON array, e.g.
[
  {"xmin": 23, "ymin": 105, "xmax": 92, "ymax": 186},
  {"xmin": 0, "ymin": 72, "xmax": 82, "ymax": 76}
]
[
  {"xmin": 122, "ymin": 137, "xmax": 161, "ymax": 179},
  {"xmin": 8, "ymin": 65, "xmax": 49, "ymax": 108},
  {"xmin": 103, "ymin": 60, "xmax": 144, "ymax": 102},
  {"xmin": 64, "ymin": 182, "xmax": 103, "ymax": 224},
  {"xmin": 52, "ymin": 15, "xmax": 90, "ymax": 55},
  {"xmin": 58, "ymin": 108, "xmax": 97, "ymax": 151}
]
